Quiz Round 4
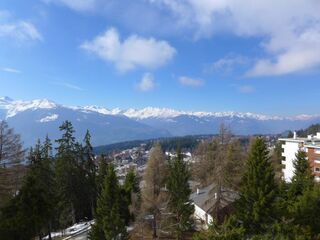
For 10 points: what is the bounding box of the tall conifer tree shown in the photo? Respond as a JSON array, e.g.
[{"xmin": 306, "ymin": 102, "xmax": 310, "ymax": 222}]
[
  {"xmin": 236, "ymin": 137, "xmax": 277, "ymax": 234},
  {"xmin": 167, "ymin": 147, "xmax": 194, "ymax": 239},
  {"xmin": 288, "ymin": 150, "xmax": 314, "ymax": 198},
  {"xmin": 55, "ymin": 121, "xmax": 78, "ymax": 225},
  {"xmin": 83, "ymin": 130, "xmax": 97, "ymax": 217},
  {"xmin": 90, "ymin": 164, "xmax": 127, "ymax": 240}
]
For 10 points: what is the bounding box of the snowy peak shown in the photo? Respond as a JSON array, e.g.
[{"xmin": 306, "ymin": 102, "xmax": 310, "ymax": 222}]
[
  {"xmin": 0, "ymin": 96, "xmax": 13, "ymax": 103},
  {"xmin": 1, "ymin": 96, "xmax": 320, "ymax": 147},
  {"xmin": 121, "ymin": 108, "xmax": 288, "ymax": 121},
  {"xmin": 0, "ymin": 96, "xmax": 14, "ymax": 108},
  {"xmin": 81, "ymin": 105, "xmax": 112, "ymax": 115},
  {"xmin": 0, "ymin": 96, "xmax": 319, "ymax": 121},
  {"xmin": 3, "ymin": 98, "xmax": 57, "ymax": 118},
  {"xmin": 79, "ymin": 106, "xmax": 123, "ymax": 116},
  {"xmin": 123, "ymin": 107, "xmax": 183, "ymax": 119}
]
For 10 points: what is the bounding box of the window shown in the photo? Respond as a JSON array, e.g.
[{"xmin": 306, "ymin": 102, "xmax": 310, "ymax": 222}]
[{"xmin": 314, "ymin": 167, "xmax": 320, "ymax": 173}]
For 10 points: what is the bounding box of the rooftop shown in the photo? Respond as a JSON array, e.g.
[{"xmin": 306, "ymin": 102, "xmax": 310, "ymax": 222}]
[{"xmin": 190, "ymin": 183, "xmax": 238, "ymax": 213}]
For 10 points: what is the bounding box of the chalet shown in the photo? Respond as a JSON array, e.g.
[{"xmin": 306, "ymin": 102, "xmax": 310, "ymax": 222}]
[{"xmin": 190, "ymin": 183, "xmax": 238, "ymax": 229}]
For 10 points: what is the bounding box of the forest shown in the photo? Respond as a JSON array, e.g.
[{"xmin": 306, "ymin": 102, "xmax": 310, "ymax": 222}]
[{"xmin": 0, "ymin": 120, "xmax": 320, "ymax": 239}]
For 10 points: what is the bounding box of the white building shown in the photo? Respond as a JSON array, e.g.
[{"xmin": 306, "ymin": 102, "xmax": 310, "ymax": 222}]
[{"xmin": 279, "ymin": 132, "xmax": 320, "ymax": 182}]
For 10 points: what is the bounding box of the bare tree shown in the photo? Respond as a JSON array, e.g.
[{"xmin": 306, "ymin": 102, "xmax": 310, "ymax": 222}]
[
  {"xmin": 192, "ymin": 124, "xmax": 245, "ymax": 222},
  {"xmin": 141, "ymin": 143, "xmax": 168, "ymax": 239},
  {"xmin": 0, "ymin": 120, "xmax": 25, "ymax": 206}
]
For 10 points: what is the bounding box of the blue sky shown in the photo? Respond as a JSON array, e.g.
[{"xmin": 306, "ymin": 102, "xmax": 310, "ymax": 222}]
[{"xmin": 0, "ymin": 0, "xmax": 320, "ymax": 116}]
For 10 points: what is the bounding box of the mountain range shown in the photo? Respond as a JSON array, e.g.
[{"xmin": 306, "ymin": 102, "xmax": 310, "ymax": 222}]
[{"xmin": 1, "ymin": 96, "xmax": 319, "ymax": 147}]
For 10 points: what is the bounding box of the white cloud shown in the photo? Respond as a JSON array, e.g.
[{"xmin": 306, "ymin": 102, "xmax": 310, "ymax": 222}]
[
  {"xmin": 209, "ymin": 54, "xmax": 248, "ymax": 73},
  {"xmin": 0, "ymin": 10, "xmax": 42, "ymax": 42},
  {"xmin": 43, "ymin": 0, "xmax": 96, "ymax": 12},
  {"xmin": 1, "ymin": 67, "xmax": 21, "ymax": 74},
  {"xmin": 80, "ymin": 27, "xmax": 176, "ymax": 72},
  {"xmin": 52, "ymin": 82, "xmax": 83, "ymax": 91},
  {"xmin": 178, "ymin": 76, "xmax": 204, "ymax": 87},
  {"xmin": 151, "ymin": 0, "xmax": 320, "ymax": 76},
  {"xmin": 137, "ymin": 73, "xmax": 156, "ymax": 91},
  {"xmin": 247, "ymin": 28, "xmax": 320, "ymax": 76},
  {"xmin": 238, "ymin": 85, "xmax": 255, "ymax": 93}
]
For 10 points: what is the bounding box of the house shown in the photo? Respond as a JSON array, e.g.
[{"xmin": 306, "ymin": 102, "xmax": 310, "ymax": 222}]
[
  {"xmin": 279, "ymin": 132, "xmax": 320, "ymax": 182},
  {"xmin": 190, "ymin": 183, "xmax": 238, "ymax": 229}
]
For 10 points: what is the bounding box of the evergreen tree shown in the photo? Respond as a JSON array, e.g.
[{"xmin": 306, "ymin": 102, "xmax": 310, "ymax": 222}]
[
  {"xmin": 55, "ymin": 121, "xmax": 79, "ymax": 225},
  {"xmin": 290, "ymin": 186, "xmax": 320, "ymax": 237},
  {"xmin": 96, "ymin": 154, "xmax": 108, "ymax": 193},
  {"xmin": 0, "ymin": 139, "xmax": 56, "ymax": 240},
  {"xmin": 236, "ymin": 137, "xmax": 277, "ymax": 235},
  {"xmin": 123, "ymin": 168, "xmax": 140, "ymax": 195},
  {"xmin": 288, "ymin": 150, "xmax": 314, "ymax": 198},
  {"xmin": 83, "ymin": 130, "xmax": 97, "ymax": 218},
  {"xmin": 123, "ymin": 168, "xmax": 140, "ymax": 223},
  {"xmin": 271, "ymin": 141, "xmax": 284, "ymax": 181},
  {"xmin": 40, "ymin": 136, "xmax": 56, "ymax": 239},
  {"xmin": 192, "ymin": 216, "xmax": 245, "ymax": 240},
  {"xmin": 167, "ymin": 147, "xmax": 194, "ymax": 239},
  {"xmin": 90, "ymin": 164, "xmax": 127, "ymax": 240}
]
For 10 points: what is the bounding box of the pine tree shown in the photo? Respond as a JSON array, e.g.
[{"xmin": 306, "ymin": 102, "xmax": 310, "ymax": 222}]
[
  {"xmin": 40, "ymin": 136, "xmax": 56, "ymax": 240},
  {"xmin": 192, "ymin": 216, "xmax": 245, "ymax": 240},
  {"xmin": 290, "ymin": 186, "xmax": 320, "ymax": 236},
  {"xmin": 90, "ymin": 164, "xmax": 127, "ymax": 240},
  {"xmin": 0, "ymin": 139, "xmax": 56, "ymax": 239},
  {"xmin": 55, "ymin": 121, "xmax": 79, "ymax": 226},
  {"xmin": 236, "ymin": 137, "xmax": 277, "ymax": 235},
  {"xmin": 123, "ymin": 168, "xmax": 140, "ymax": 223},
  {"xmin": 96, "ymin": 154, "xmax": 108, "ymax": 193},
  {"xmin": 271, "ymin": 141, "xmax": 283, "ymax": 181},
  {"xmin": 288, "ymin": 150, "xmax": 314, "ymax": 198},
  {"xmin": 83, "ymin": 130, "xmax": 97, "ymax": 218},
  {"xmin": 167, "ymin": 147, "xmax": 194, "ymax": 239}
]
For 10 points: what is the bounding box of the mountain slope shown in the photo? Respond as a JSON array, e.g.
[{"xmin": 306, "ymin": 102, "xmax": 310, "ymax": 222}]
[
  {"xmin": 0, "ymin": 97, "xmax": 319, "ymax": 147},
  {"xmin": 0, "ymin": 97, "xmax": 170, "ymax": 146}
]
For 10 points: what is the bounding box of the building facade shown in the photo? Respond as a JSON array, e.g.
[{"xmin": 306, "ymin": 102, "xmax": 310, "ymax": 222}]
[{"xmin": 280, "ymin": 132, "xmax": 320, "ymax": 182}]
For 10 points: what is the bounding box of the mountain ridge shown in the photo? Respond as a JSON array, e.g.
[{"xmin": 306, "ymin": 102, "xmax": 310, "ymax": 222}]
[
  {"xmin": 1, "ymin": 96, "xmax": 318, "ymax": 121},
  {"xmin": 1, "ymin": 96, "xmax": 319, "ymax": 147}
]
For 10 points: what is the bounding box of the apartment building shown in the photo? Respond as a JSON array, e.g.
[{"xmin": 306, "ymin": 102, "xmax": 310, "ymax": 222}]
[{"xmin": 279, "ymin": 132, "xmax": 320, "ymax": 182}]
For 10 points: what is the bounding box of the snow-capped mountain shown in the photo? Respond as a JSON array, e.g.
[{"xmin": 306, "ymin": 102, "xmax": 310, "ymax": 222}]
[{"xmin": 0, "ymin": 96, "xmax": 319, "ymax": 147}]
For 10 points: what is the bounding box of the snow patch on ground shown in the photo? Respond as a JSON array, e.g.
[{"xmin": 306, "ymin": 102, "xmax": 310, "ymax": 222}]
[{"xmin": 44, "ymin": 221, "xmax": 93, "ymax": 239}]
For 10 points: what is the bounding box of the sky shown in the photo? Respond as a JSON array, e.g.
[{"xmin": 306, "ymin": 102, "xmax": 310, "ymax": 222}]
[{"xmin": 0, "ymin": 0, "xmax": 320, "ymax": 116}]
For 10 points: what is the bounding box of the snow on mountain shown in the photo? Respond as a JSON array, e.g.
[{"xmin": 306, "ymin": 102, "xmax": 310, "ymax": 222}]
[
  {"xmin": 81, "ymin": 105, "xmax": 112, "ymax": 115},
  {"xmin": 38, "ymin": 114, "xmax": 59, "ymax": 123},
  {"xmin": 123, "ymin": 107, "xmax": 183, "ymax": 119},
  {"xmin": 0, "ymin": 97, "xmax": 318, "ymax": 121},
  {"xmin": 2, "ymin": 98, "xmax": 57, "ymax": 118},
  {"xmin": 1, "ymin": 96, "xmax": 320, "ymax": 146}
]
